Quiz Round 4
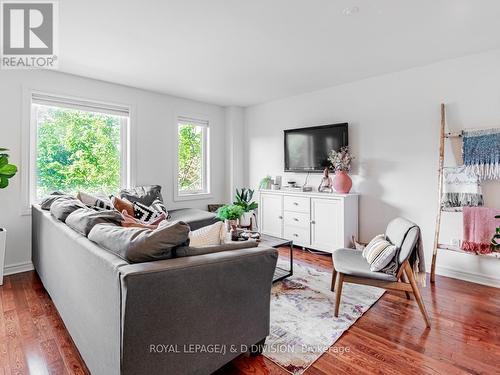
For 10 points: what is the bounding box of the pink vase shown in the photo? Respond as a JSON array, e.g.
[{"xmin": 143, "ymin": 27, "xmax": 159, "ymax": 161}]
[{"xmin": 333, "ymin": 171, "xmax": 352, "ymax": 193}]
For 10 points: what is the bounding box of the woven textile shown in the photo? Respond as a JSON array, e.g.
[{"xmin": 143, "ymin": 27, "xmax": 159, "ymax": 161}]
[
  {"xmin": 463, "ymin": 128, "xmax": 500, "ymax": 181},
  {"xmin": 442, "ymin": 166, "xmax": 483, "ymax": 208}
]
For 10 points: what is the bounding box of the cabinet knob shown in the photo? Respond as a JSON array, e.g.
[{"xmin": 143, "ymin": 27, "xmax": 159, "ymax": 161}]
[
  {"xmin": 278, "ymin": 215, "xmax": 283, "ymax": 219},
  {"xmin": 293, "ymin": 218, "xmax": 299, "ymax": 221},
  {"xmin": 293, "ymin": 233, "xmax": 299, "ymax": 237},
  {"xmin": 311, "ymin": 220, "xmax": 316, "ymax": 224},
  {"xmin": 293, "ymin": 202, "xmax": 299, "ymax": 205}
]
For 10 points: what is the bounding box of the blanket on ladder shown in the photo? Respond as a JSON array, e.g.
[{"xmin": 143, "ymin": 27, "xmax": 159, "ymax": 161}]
[{"xmin": 463, "ymin": 128, "xmax": 500, "ymax": 181}]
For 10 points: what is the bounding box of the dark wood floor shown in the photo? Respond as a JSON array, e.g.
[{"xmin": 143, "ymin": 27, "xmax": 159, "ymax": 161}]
[{"xmin": 1, "ymin": 248, "xmax": 499, "ymax": 375}]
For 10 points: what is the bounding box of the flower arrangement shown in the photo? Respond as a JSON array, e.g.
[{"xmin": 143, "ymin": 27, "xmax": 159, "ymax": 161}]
[
  {"xmin": 328, "ymin": 146, "xmax": 354, "ymax": 172},
  {"xmin": 492, "ymin": 215, "xmax": 500, "ymax": 252}
]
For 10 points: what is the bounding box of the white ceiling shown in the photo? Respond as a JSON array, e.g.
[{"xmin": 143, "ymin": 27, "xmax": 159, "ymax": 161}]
[{"xmin": 59, "ymin": 0, "xmax": 500, "ymax": 106}]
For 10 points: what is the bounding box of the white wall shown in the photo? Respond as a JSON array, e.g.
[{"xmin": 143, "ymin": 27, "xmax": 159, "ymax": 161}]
[
  {"xmin": 0, "ymin": 70, "xmax": 228, "ymax": 274},
  {"xmin": 244, "ymin": 49, "xmax": 500, "ymax": 287}
]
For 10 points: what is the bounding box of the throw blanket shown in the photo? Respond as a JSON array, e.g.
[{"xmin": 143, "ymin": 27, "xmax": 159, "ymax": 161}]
[
  {"xmin": 462, "ymin": 207, "xmax": 500, "ymax": 254},
  {"xmin": 442, "ymin": 166, "xmax": 483, "ymax": 208},
  {"xmin": 463, "ymin": 128, "xmax": 500, "ymax": 181},
  {"xmin": 410, "ymin": 228, "xmax": 426, "ymax": 287}
]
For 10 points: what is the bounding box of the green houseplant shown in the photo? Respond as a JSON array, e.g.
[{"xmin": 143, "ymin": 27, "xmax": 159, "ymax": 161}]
[
  {"xmin": 234, "ymin": 188, "xmax": 258, "ymax": 227},
  {"xmin": 0, "ymin": 148, "xmax": 18, "ymax": 285},
  {"xmin": 216, "ymin": 204, "xmax": 244, "ymax": 230}
]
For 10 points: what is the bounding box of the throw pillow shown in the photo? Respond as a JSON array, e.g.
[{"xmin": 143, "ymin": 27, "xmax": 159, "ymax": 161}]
[
  {"xmin": 189, "ymin": 221, "xmax": 225, "ymax": 246},
  {"xmin": 111, "ymin": 196, "xmax": 134, "ymax": 216},
  {"xmin": 88, "ymin": 220, "xmax": 190, "ymax": 263},
  {"xmin": 77, "ymin": 191, "xmax": 113, "ymax": 211},
  {"xmin": 362, "ymin": 234, "xmax": 386, "ymax": 259},
  {"xmin": 66, "ymin": 208, "xmax": 124, "ymax": 236},
  {"xmin": 119, "ymin": 185, "xmax": 163, "ymax": 206},
  {"xmin": 133, "ymin": 199, "xmax": 167, "ymax": 224},
  {"xmin": 362, "ymin": 234, "xmax": 398, "ymax": 272},
  {"xmin": 40, "ymin": 192, "xmax": 72, "ymax": 210},
  {"xmin": 50, "ymin": 197, "xmax": 86, "ymax": 222}
]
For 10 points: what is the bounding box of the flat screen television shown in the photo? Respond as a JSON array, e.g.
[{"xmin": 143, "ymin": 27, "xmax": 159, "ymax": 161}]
[{"xmin": 284, "ymin": 123, "xmax": 348, "ymax": 172}]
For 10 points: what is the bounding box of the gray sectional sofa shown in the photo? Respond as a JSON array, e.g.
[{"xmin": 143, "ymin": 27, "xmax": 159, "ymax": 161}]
[{"xmin": 32, "ymin": 206, "xmax": 278, "ymax": 375}]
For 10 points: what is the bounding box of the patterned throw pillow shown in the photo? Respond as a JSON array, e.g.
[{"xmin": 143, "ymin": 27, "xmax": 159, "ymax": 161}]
[
  {"xmin": 189, "ymin": 221, "xmax": 225, "ymax": 246},
  {"xmin": 133, "ymin": 199, "xmax": 168, "ymax": 224},
  {"xmin": 77, "ymin": 191, "xmax": 114, "ymax": 211},
  {"xmin": 362, "ymin": 234, "xmax": 398, "ymax": 272}
]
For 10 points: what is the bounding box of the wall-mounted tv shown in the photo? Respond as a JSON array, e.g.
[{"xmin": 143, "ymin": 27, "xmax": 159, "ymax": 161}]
[{"xmin": 284, "ymin": 123, "xmax": 348, "ymax": 172}]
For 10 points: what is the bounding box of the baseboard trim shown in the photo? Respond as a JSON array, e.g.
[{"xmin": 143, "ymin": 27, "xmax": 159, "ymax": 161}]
[
  {"xmin": 435, "ymin": 265, "xmax": 500, "ymax": 288},
  {"xmin": 3, "ymin": 261, "xmax": 34, "ymax": 276}
]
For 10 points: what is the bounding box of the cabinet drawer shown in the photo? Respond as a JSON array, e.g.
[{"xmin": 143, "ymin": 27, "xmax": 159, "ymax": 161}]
[
  {"xmin": 284, "ymin": 226, "xmax": 310, "ymax": 246},
  {"xmin": 284, "ymin": 211, "xmax": 310, "ymax": 229},
  {"xmin": 284, "ymin": 195, "xmax": 310, "ymax": 213}
]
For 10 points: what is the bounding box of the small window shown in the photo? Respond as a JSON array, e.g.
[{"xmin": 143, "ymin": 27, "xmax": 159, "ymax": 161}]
[
  {"xmin": 30, "ymin": 93, "xmax": 129, "ymax": 202},
  {"xmin": 176, "ymin": 117, "xmax": 210, "ymax": 197}
]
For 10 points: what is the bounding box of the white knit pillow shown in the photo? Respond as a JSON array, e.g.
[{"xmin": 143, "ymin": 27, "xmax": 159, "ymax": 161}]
[{"xmin": 189, "ymin": 221, "xmax": 225, "ymax": 246}]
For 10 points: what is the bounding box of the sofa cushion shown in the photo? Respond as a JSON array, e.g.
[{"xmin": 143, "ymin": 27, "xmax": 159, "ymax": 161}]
[
  {"xmin": 133, "ymin": 199, "xmax": 168, "ymax": 224},
  {"xmin": 40, "ymin": 192, "xmax": 72, "ymax": 210},
  {"xmin": 66, "ymin": 208, "xmax": 123, "ymax": 236},
  {"xmin": 168, "ymin": 208, "xmax": 219, "ymax": 231},
  {"xmin": 175, "ymin": 241, "xmax": 258, "ymax": 257},
  {"xmin": 77, "ymin": 191, "xmax": 114, "ymax": 210},
  {"xmin": 120, "ymin": 185, "xmax": 163, "ymax": 206},
  {"xmin": 88, "ymin": 221, "xmax": 190, "ymax": 263},
  {"xmin": 50, "ymin": 197, "xmax": 86, "ymax": 222}
]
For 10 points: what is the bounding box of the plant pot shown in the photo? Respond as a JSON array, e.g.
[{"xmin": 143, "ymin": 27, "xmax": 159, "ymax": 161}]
[
  {"xmin": 224, "ymin": 219, "xmax": 238, "ymax": 232},
  {"xmin": 333, "ymin": 171, "xmax": 352, "ymax": 194},
  {"xmin": 239, "ymin": 211, "xmax": 253, "ymax": 227},
  {"xmin": 0, "ymin": 229, "xmax": 6, "ymax": 286}
]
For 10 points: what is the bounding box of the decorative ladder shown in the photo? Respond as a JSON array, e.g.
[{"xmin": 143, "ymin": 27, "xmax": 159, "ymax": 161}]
[{"xmin": 430, "ymin": 103, "xmax": 500, "ymax": 283}]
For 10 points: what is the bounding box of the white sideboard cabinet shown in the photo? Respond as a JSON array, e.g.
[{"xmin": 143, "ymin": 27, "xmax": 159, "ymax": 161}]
[{"xmin": 258, "ymin": 190, "xmax": 358, "ymax": 253}]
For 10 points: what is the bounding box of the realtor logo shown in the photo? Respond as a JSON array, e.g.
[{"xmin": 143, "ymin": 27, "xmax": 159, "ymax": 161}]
[{"xmin": 1, "ymin": 0, "xmax": 59, "ymax": 69}]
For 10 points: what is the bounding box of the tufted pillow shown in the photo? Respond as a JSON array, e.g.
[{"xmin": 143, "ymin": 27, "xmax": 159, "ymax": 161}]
[
  {"xmin": 66, "ymin": 208, "xmax": 123, "ymax": 236},
  {"xmin": 120, "ymin": 185, "xmax": 163, "ymax": 206},
  {"xmin": 50, "ymin": 197, "xmax": 86, "ymax": 222},
  {"xmin": 188, "ymin": 221, "xmax": 225, "ymax": 246},
  {"xmin": 362, "ymin": 234, "xmax": 397, "ymax": 272},
  {"xmin": 88, "ymin": 221, "xmax": 190, "ymax": 263}
]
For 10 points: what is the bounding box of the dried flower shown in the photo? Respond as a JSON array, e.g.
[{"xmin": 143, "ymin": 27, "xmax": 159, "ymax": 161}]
[{"xmin": 328, "ymin": 146, "xmax": 354, "ymax": 172}]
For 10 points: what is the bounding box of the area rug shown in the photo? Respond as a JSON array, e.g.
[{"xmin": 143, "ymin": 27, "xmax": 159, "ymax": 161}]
[{"xmin": 263, "ymin": 260, "xmax": 385, "ymax": 375}]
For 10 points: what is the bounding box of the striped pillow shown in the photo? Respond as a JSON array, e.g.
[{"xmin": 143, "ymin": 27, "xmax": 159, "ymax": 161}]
[{"xmin": 362, "ymin": 234, "xmax": 397, "ymax": 272}]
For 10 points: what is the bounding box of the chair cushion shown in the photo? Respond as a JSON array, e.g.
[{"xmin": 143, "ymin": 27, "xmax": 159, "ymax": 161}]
[
  {"xmin": 332, "ymin": 248, "xmax": 398, "ymax": 281},
  {"xmin": 168, "ymin": 208, "xmax": 220, "ymax": 231}
]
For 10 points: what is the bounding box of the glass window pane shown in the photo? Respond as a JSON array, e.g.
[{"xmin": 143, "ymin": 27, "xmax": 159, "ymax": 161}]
[
  {"xmin": 178, "ymin": 123, "xmax": 204, "ymax": 193},
  {"xmin": 35, "ymin": 104, "xmax": 124, "ymax": 199}
]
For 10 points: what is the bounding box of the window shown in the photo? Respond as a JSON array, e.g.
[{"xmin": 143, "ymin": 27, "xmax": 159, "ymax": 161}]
[
  {"xmin": 30, "ymin": 93, "xmax": 129, "ymax": 202},
  {"xmin": 176, "ymin": 116, "xmax": 210, "ymax": 198}
]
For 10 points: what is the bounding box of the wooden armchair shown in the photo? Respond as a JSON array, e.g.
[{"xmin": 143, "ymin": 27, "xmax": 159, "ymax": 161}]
[{"xmin": 331, "ymin": 217, "xmax": 431, "ymax": 328}]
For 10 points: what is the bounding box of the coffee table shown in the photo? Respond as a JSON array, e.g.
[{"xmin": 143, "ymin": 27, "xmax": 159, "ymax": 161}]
[{"xmin": 258, "ymin": 234, "xmax": 293, "ymax": 283}]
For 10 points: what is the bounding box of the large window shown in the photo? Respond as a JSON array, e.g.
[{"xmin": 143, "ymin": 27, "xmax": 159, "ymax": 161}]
[
  {"xmin": 176, "ymin": 117, "xmax": 210, "ymax": 198},
  {"xmin": 30, "ymin": 93, "xmax": 129, "ymax": 202}
]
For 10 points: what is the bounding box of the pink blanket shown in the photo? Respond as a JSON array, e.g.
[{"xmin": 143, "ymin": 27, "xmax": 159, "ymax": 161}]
[{"xmin": 462, "ymin": 207, "xmax": 500, "ymax": 254}]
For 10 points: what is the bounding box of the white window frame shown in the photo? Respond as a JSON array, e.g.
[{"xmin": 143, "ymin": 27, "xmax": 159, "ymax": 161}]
[
  {"xmin": 25, "ymin": 90, "xmax": 131, "ymax": 209},
  {"xmin": 174, "ymin": 116, "xmax": 211, "ymax": 201}
]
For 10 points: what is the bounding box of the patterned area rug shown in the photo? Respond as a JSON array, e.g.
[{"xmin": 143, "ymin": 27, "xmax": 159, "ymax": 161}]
[{"xmin": 263, "ymin": 260, "xmax": 385, "ymax": 374}]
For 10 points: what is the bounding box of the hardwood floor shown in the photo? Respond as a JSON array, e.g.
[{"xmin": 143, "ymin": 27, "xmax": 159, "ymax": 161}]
[{"xmin": 1, "ymin": 248, "xmax": 499, "ymax": 375}]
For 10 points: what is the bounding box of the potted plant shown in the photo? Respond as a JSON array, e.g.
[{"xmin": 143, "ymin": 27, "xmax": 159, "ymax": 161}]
[
  {"xmin": 0, "ymin": 148, "xmax": 18, "ymax": 285},
  {"xmin": 492, "ymin": 215, "xmax": 500, "ymax": 252},
  {"xmin": 259, "ymin": 175, "xmax": 272, "ymax": 190},
  {"xmin": 328, "ymin": 146, "xmax": 354, "ymax": 194},
  {"xmin": 234, "ymin": 188, "xmax": 258, "ymax": 227},
  {"xmin": 216, "ymin": 204, "xmax": 244, "ymax": 231}
]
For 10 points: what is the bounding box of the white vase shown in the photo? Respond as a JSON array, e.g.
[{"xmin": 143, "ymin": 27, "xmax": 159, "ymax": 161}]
[
  {"xmin": 239, "ymin": 211, "xmax": 253, "ymax": 227},
  {"xmin": 0, "ymin": 229, "xmax": 6, "ymax": 286}
]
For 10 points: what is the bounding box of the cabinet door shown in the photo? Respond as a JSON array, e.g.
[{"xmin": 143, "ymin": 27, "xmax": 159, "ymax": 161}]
[
  {"xmin": 260, "ymin": 194, "xmax": 283, "ymax": 237},
  {"xmin": 310, "ymin": 198, "xmax": 342, "ymax": 252}
]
